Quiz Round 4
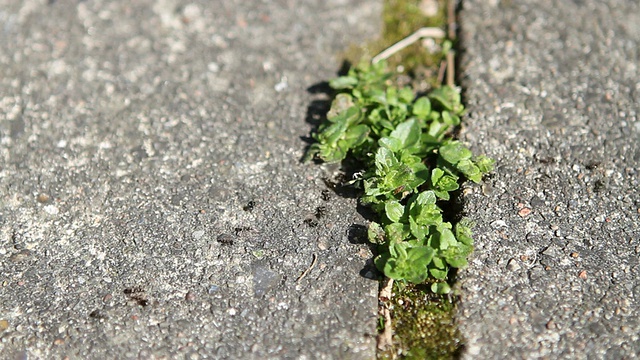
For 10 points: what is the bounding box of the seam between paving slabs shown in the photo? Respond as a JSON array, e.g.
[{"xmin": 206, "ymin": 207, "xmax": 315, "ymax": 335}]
[{"xmin": 304, "ymin": 0, "xmax": 494, "ymax": 358}]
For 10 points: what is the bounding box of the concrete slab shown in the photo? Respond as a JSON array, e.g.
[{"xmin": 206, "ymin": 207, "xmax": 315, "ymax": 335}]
[
  {"xmin": 458, "ymin": 0, "xmax": 640, "ymax": 358},
  {"xmin": 0, "ymin": 0, "xmax": 381, "ymax": 358}
]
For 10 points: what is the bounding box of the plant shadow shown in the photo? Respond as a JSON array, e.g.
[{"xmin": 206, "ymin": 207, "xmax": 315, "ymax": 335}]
[
  {"xmin": 348, "ymin": 224, "xmax": 383, "ymax": 281},
  {"xmin": 302, "ymin": 61, "xmax": 381, "ymax": 281},
  {"xmin": 300, "ymin": 60, "xmax": 352, "ymax": 164}
]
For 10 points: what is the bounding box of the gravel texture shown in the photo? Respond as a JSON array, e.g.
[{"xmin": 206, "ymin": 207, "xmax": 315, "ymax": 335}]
[
  {"xmin": 458, "ymin": 0, "xmax": 640, "ymax": 358},
  {"xmin": 0, "ymin": 0, "xmax": 381, "ymax": 358},
  {"xmin": 4, "ymin": 0, "xmax": 639, "ymax": 358}
]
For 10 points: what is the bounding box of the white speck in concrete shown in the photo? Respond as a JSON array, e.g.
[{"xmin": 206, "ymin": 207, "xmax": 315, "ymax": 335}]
[
  {"xmin": 43, "ymin": 205, "xmax": 59, "ymax": 215},
  {"xmin": 274, "ymin": 77, "xmax": 288, "ymax": 92}
]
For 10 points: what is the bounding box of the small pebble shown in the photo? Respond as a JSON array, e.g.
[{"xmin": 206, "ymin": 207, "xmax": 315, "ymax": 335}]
[
  {"xmin": 53, "ymin": 338, "xmax": 65, "ymax": 346},
  {"xmin": 0, "ymin": 319, "xmax": 9, "ymax": 332},
  {"xmin": 546, "ymin": 320, "xmax": 556, "ymax": 330},
  {"xmin": 578, "ymin": 270, "xmax": 587, "ymax": 279},
  {"xmin": 506, "ymin": 258, "xmax": 521, "ymax": 271},
  {"xmin": 185, "ymin": 291, "xmax": 196, "ymax": 302},
  {"xmin": 518, "ymin": 207, "xmax": 532, "ymax": 217}
]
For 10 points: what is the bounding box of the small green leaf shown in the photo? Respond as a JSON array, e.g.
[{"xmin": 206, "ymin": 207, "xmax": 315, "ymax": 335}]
[
  {"xmin": 437, "ymin": 226, "xmax": 456, "ymax": 250},
  {"xmin": 428, "ymin": 117, "xmax": 448, "ymax": 139},
  {"xmin": 431, "ymin": 168, "xmax": 459, "ymax": 200},
  {"xmin": 441, "ymin": 111, "xmax": 461, "ymax": 126},
  {"xmin": 443, "ymin": 242, "xmax": 473, "ymax": 268},
  {"xmin": 431, "ymin": 282, "xmax": 451, "ymax": 294},
  {"xmin": 445, "ymin": 254, "xmax": 468, "ymax": 268},
  {"xmin": 455, "ymin": 219, "xmax": 475, "ymax": 246},
  {"xmin": 407, "ymin": 191, "xmax": 442, "ymax": 227},
  {"xmin": 429, "ymin": 267, "xmax": 448, "ymax": 280},
  {"xmin": 398, "ymin": 87, "xmax": 415, "ymax": 104},
  {"xmin": 385, "ymin": 222, "xmax": 410, "ymax": 243},
  {"xmin": 384, "ymin": 200, "xmax": 405, "ymax": 223},
  {"xmin": 407, "ymin": 246, "xmax": 435, "ymax": 266},
  {"xmin": 389, "ymin": 118, "xmax": 421, "ymax": 149},
  {"xmin": 329, "ymin": 76, "xmax": 358, "ymax": 89},
  {"xmin": 344, "ymin": 124, "xmax": 369, "ymax": 145},
  {"xmin": 439, "ymin": 141, "xmax": 473, "ymax": 165},
  {"xmin": 476, "ymin": 155, "xmax": 495, "ymax": 173},
  {"xmin": 378, "ymin": 137, "xmax": 402, "ymax": 152},
  {"xmin": 456, "ymin": 159, "xmax": 482, "ymax": 183},
  {"xmin": 377, "ymin": 242, "xmax": 434, "ymax": 283},
  {"xmin": 409, "ymin": 217, "xmax": 428, "ymax": 241},
  {"xmin": 429, "ymin": 86, "xmax": 464, "ymax": 115},
  {"xmin": 415, "ymin": 190, "xmax": 437, "ymax": 205},
  {"xmin": 412, "ymin": 97, "xmax": 431, "ymax": 119},
  {"xmin": 432, "ymin": 256, "xmax": 446, "ymax": 269}
]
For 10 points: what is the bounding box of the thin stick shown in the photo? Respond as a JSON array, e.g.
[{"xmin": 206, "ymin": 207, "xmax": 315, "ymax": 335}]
[
  {"xmin": 377, "ymin": 277, "xmax": 394, "ymax": 350},
  {"xmin": 437, "ymin": 59, "xmax": 447, "ymax": 85},
  {"xmin": 446, "ymin": 51, "xmax": 455, "ymax": 87},
  {"xmin": 447, "ymin": 0, "xmax": 457, "ymax": 39},
  {"xmin": 372, "ymin": 27, "xmax": 445, "ymax": 64},
  {"xmin": 296, "ymin": 253, "xmax": 317, "ymax": 282},
  {"xmin": 446, "ymin": 0, "xmax": 457, "ymax": 87}
]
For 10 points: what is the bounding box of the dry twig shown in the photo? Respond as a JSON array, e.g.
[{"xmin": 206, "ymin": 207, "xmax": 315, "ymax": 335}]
[
  {"xmin": 372, "ymin": 27, "xmax": 445, "ymax": 64},
  {"xmin": 377, "ymin": 277, "xmax": 394, "ymax": 350},
  {"xmin": 296, "ymin": 253, "xmax": 317, "ymax": 282}
]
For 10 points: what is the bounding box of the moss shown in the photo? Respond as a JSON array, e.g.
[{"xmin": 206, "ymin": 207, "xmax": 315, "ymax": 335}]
[
  {"xmin": 342, "ymin": 0, "xmax": 448, "ymax": 89},
  {"xmin": 379, "ymin": 282, "xmax": 463, "ymax": 360}
]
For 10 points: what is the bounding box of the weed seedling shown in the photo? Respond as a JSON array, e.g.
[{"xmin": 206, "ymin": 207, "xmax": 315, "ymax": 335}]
[
  {"xmin": 305, "ymin": 60, "xmax": 493, "ymax": 292},
  {"xmin": 305, "ymin": 1, "xmax": 494, "ymax": 358}
]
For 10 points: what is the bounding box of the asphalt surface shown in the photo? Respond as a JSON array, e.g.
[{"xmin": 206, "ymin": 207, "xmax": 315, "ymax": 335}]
[
  {"xmin": 0, "ymin": 0, "xmax": 381, "ymax": 358},
  {"xmin": 2, "ymin": 0, "xmax": 639, "ymax": 359},
  {"xmin": 458, "ymin": 0, "xmax": 640, "ymax": 358}
]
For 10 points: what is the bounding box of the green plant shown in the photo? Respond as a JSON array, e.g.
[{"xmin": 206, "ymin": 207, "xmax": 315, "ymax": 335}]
[{"xmin": 305, "ymin": 60, "xmax": 493, "ymax": 293}]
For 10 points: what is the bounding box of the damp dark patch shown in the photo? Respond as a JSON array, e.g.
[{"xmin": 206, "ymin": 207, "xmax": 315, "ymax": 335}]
[
  {"xmin": 89, "ymin": 309, "xmax": 108, "ymax": 320},
  {"xmin": 303, "ymin": 218, "xmax": 319, "ymax": 228},
  {"xmin": 321, "ymin": 189, "xmax": 331, "ymax": 201},
  {"xmin": 585, "ymin": 161, "xmax": 601, "ymax": 170},
  {"xmin": 217, "ymin": 233, "xmax": 235, "ymax": 245},
  {"xmin": 124, "ymin": 287, "xmax": 148, "ymax": 307},
  {"xmin": 314, "ymin": 206, "xmax": 327, "ymax": 219},
  {"xmin": 593, "ymin": 179, "xmax": 606, "ymax": 193},
  {"xmin": 234, "ymin": 227, "xmax": 252, "ymax": 236},
  {"xmin": 243, "ymin": 200, "xmax": 256, "ymax": 211}
]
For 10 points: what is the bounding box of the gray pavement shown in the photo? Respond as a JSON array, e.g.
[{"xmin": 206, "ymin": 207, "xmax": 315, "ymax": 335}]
[
  {"xmin": 3, "ymin": 0, "xmax": 640, "ymax": 359},
  {"xmin": 0, "ymin": 0, "xmax": 381, "ymax": 358},
  {"xmin": 458, "ymin": 0, "xmax": 640, "ymax": 358}
]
